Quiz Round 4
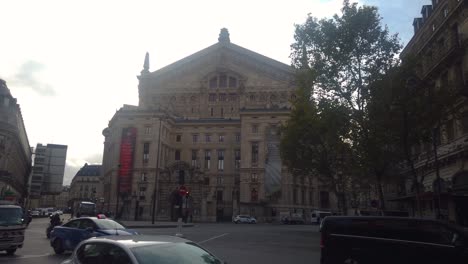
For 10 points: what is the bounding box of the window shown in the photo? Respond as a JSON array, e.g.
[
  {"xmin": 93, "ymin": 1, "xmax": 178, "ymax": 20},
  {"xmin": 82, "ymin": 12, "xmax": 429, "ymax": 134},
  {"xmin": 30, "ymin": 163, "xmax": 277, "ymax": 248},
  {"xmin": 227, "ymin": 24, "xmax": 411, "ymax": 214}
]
[
  {"xmin": 216, "ymin": 190, "xmax": 223, "ymax": 201},
  {"xmin": 221, "ymin": 108, "xmax": 224, "ymax": 117},
  {"xmin": 432, "ymin": 24, "xmax": 436, "ymax": 32},
  {"xmin": 204, "ymin": 150, "xmax": 211, "ymax": 170},
  {"xmin": 140, "ymin": 172, "xmax": 147, "ymax": 182},
  {"xmin": 210, "ymin": 108, "xmax": 214, "ymax": 117},
  {"xmin": 252, "ymin": 125, "xmax": 258, "ymax": 133},
  {"xmin": 301, "ymin": 189, "xmax": 305, "ymax": 205},
  {"xmin": 209, "ymin": 77, "xmax": 217, "ymax": 89},
  {"xmin": 219, "ymin": 135, "xmax": 225, "ymax": 142},
  {"xmin": 143, "ymin": 143, "xmax": 150, "ymax": 163},
  {"xmin": 217, "ymin": 150, "xmax": 224, "ymax": 171},
  {"xmin": 175, "ymin": 150, "xmax": 181, "ymax": 161},
  {"xmin": 309, "ymin": 191, "xmax": 313, "ymax": 205},
  {"xmin": 229, "ymin": 77, "xmax": 237, "ymax": 88},
  {"xmin": 209, "ymin": 93, "xmax": 216, "ymax": 102},
  {"xmin": 251, "ymin": 188, "xmax": 258, "ymax": 202},
  {"xmin": 320, "ymin": 191, "xmax": 330, "ymax": 208},
  {"xmin": 251, "ymin": 142, "xmax": 259, "ymax": 164},
  {"xmin": 217, "ymin": 176, "xmax": 223, "ymax": 185},
  {"xmin": 229, "ymin": 93, "xmax": 237, "ymax": 101},
  {"xmin": 235, "ymin": 150, "xmax": 241, "ymax": 169},
  {"xmin": 443, "ymin": 7, "xmax": 449, "ymax": 18},
  {"xmin": 145, "ymin": 126, "xmax": 151, "ymax": 134},
  {"xmin": 446, "ymin": 120, "xmax": 454, "ymax": 141},
  {"xmin": 176, "ymin": 135, "xmax": 182, "ymax": 142},
  {"xmin": 205, "ymin": 134, "xmax": 211, "ymax": 142},
  {"xmin": 191, "ymin": 150, "xmax": 198, "ymax": 167},
  {"xmin": 235, "ymin": 133, "xmax": 240, "ymax": 142},
  {"xmin": 77, "ymin": 243, "xmax": 131, "ymax": 264},
  {"xmin": 250, "ymin": 94, "xmax": 256, "ymax": 101},
  {"xmin": 178, "ymin": 170, "xmax": 185, "ymax": 185},
  {"xmin": 219, "ymin": 93, "xmax": 226, "ymax": 101},
  {"xmin": 219, "ymin": 74, "xmax": 227, "ymax": 88},
  {"xmin": 251, "ymin": 173, "xmax": 258, "ymax": 182},
  {"xmin": 192, "ymin": 134, "xmax": 198, "ymax": 143}
]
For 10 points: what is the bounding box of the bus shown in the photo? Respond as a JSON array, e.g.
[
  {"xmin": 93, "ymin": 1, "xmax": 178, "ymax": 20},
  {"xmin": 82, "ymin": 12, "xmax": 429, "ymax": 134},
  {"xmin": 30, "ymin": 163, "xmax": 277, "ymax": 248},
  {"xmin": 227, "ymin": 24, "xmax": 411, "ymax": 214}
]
[
  {"xmin": 76, "ymin": 201, "xmax": 96, "ymax": 217},
  {"xmin": 0, "ymin": 202, "xmax": 26, "ymax": 255}
]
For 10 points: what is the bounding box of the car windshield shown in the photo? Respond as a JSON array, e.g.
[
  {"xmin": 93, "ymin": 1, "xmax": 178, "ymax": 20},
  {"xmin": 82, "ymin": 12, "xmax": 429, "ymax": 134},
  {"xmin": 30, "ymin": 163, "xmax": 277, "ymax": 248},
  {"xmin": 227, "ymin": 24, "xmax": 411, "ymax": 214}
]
[
  {"xmin": 130, "ymin": 242, "xmax": 222, "ymax": 264},
  {"xmin": 95, "ymin": 219, "xmax": 125, "ymax": 230},
  {"xmin": 0, "ymin": 208, "xmax": 23, "ymax": 226}
]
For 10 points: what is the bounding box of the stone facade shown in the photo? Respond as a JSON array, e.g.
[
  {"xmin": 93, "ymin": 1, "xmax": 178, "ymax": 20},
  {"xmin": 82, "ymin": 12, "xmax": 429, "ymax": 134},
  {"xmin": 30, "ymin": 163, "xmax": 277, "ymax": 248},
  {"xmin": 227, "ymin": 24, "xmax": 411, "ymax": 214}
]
[
  {"xmin": 0, "ymin": 79, "xmax": 32, "ymax": 206},
  {"xmin": 69, "ymin": 164, "xmax": 103, "ymax": 213},
  {"xmin": 101, "ymin": 29, "xmax": 330, "ymax": 222},
  {"xmin": 396, "ymin": 0, "xmax": 468, "ymax": 225}
]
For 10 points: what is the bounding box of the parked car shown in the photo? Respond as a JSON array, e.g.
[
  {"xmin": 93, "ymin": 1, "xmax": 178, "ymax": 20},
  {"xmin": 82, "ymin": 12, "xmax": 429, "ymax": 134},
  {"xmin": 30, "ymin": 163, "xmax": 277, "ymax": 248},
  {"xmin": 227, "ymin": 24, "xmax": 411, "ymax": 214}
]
[
  {"xmin": 60, "ymin": 235, "xmax": 224, "ymax": 264},
  {"xmin": 50, "ymin": 216, "xmax": 139, "ymax": 254},
  {"xmin": 55, "ymin": 210, "xmax": 63, "ymax": 215},
  {"xmin": 320, "ymin": 216, "xmax": 468, "ymax": 264},
  {"xmin": 30, "ymin": 210, "xmax": 40, "ymax": 217},
  {"xmin": 233, "ymin": 215, "xmax": 256, "ymax": 224}
]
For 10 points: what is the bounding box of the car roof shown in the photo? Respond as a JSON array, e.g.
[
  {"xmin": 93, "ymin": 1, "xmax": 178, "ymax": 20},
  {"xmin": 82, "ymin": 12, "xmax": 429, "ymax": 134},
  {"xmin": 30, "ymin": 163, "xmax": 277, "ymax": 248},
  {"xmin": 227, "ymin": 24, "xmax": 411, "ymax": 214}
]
[
  {"xmin": 0, "ymin": 205, "xmax": 21, "ymax": 209},
  {"xmin": 85, "ymin": 235, "xmax": 190, "ymax": 248}
]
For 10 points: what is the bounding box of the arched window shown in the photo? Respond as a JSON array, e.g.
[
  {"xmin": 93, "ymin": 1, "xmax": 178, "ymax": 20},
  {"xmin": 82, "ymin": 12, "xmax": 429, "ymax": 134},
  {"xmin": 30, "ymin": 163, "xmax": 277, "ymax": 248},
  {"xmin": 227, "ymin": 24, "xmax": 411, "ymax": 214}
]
[{"xmin": 209, "ymin": 74, "xmax": 238, "ymax": 89}]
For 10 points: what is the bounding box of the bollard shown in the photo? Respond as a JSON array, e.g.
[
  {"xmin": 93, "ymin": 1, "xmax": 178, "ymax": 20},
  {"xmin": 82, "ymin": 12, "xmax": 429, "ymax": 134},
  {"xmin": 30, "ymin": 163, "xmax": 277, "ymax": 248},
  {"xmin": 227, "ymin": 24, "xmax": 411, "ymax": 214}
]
[{"xmin": 175, "ymin": 218, "xmax": 184, "ymax": 237}]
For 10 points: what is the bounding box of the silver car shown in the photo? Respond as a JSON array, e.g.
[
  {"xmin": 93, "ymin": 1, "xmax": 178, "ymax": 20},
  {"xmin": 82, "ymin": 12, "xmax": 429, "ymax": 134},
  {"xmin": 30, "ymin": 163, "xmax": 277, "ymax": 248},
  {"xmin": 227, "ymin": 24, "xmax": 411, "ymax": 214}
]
[
  {"xmin": 61, "ymin": 235, "xmax": 225, "ymax": 264},
  {"xmin": 232, "ymin": 215, "xmax": 256, "ymax": 224}
]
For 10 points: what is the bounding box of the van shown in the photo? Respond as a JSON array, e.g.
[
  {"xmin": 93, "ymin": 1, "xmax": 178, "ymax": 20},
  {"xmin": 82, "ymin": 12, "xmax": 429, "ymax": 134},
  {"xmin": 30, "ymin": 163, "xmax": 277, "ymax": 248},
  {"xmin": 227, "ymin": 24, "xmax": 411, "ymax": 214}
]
[
  {"xmin": 320, "ymin": 216, "xmax": 468, "ymax": 264},
  {"xmin": 311, "ymin": 210, "xmax": 332, "ymax": 224},
  {"xmin": 0, "ymin": 204, "xmax": 26, "ymax": 255}
]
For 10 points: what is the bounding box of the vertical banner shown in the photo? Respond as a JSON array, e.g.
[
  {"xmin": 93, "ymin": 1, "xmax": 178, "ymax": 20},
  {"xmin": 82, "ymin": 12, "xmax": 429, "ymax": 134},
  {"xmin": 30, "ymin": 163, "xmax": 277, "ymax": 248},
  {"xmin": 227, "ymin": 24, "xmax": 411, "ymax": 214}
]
[{"xmin": 119, "ymin": 127, "xmax": 137, "ymax": 194}]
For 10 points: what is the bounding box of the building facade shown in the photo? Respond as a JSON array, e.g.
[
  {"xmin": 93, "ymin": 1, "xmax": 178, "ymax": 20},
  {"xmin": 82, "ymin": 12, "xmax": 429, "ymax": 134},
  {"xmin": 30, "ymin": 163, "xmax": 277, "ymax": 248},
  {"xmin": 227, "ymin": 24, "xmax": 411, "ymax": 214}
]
[
  {"xmin": 69, "ymin": 163, "xmax": 103, "ymax": 213},
  {"xmin": 0, "ymin": 79, "xmax": 32, "ymax": 205},
  {"xmin": 29, "ymin": 143, "xmax": 67, "ymax": 208},
  {"xmin": 101, "ymin": 29, "xmax": 333, "ymax": 222},
  {"xmin": 396, "ymin": 0, "xmax": 468, "ymax": 225}
]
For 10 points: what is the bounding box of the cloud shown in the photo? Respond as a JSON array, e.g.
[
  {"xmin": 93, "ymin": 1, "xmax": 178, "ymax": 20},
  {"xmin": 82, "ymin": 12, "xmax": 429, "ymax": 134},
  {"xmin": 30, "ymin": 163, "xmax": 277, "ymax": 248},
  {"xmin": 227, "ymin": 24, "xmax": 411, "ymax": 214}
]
[{"xmin": 11, "ymin": 60, "xmax": 56, "ymax": 96}]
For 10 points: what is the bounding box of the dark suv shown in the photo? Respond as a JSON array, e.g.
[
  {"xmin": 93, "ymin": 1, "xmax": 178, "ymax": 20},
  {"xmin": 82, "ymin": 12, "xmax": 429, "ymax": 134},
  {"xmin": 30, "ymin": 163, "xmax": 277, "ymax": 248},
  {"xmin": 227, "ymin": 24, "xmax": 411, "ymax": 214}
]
[{"xmin": 320, "ymin": 216, "xmax": 468, "ymax": 264}]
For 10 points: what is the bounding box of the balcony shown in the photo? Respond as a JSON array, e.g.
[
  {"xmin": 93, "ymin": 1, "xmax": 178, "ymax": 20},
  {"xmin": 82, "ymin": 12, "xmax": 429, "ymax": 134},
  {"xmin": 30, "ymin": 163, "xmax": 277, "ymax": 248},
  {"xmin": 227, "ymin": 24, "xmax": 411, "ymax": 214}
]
[{"xmin": 422, "ymin": 34, "xmax": 463, "ymax": 78}]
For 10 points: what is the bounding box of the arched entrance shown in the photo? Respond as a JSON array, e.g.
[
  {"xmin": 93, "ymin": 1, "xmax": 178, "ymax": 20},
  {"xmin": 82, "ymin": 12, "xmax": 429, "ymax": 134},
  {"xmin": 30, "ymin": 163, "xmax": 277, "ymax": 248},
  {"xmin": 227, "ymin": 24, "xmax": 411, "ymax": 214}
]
[{"xmin": 452, "ymin": 171, "xmax": 468, "ymax": 226}]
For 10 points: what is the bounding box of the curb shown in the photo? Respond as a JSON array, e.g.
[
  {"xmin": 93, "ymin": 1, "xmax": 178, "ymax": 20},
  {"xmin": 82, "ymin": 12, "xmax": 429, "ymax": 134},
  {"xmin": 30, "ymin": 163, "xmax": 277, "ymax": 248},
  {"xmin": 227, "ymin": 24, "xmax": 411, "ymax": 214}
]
[{"xmin": 124, "ymin": 224, "xmax": 195, "ymax": 229}]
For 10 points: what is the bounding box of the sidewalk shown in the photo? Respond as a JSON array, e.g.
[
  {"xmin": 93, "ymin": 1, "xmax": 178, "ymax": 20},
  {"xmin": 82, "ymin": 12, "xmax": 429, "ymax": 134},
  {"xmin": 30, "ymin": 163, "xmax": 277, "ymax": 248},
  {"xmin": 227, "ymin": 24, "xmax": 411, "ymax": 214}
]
[{"xmin": 119, "ymin": 220, "xmax": 195, "ymax": 228}]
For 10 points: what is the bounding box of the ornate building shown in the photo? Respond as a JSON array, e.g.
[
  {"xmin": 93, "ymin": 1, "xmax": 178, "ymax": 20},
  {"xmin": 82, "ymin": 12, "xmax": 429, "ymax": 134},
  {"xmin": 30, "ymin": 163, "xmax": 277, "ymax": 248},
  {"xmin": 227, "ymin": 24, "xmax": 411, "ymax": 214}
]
[
  {"xmin": 69, "ymin": 163, "xmax": 103, "ymax": 213},
  {"xmin": 0, "ymin": 79, "xmax": 32, "ymax": 205},
  {"xmin": 101, "ymin": 29, "xmax": 326, "ymax": 222},
  {"xmin": 395, "ymin": 0, "xmax": 468, "ymax": 225}
]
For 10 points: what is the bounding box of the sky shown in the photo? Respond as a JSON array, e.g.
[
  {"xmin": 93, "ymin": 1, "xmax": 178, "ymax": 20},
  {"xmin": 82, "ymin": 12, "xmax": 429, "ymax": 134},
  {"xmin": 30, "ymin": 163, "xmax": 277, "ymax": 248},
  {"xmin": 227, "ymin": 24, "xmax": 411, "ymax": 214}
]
[{"xmin": 0, "ymin": 0, "xmax": 429, "ymax": 185}]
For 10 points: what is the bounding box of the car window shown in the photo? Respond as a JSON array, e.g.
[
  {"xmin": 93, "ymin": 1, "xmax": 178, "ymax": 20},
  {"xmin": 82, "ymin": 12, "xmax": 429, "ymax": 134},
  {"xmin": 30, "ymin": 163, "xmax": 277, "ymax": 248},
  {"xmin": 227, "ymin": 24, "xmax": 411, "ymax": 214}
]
[
  {"xmin": 131, "ymin": 242, "xmax": 222, "ymax": 264},
  {"xmin": 77, "ymin": 242, "xmax": 131, "ymax": 264},
  {"xmin": 64, "ymin": 220, "xmax": 80, "ymax": 228},
  {"xmin": 79, "ymin": 219, "xmax": 97, "ymax": 230},
  {"xmin": 95, "ymin": 220, "xmax": 125, "ymax": 230}
]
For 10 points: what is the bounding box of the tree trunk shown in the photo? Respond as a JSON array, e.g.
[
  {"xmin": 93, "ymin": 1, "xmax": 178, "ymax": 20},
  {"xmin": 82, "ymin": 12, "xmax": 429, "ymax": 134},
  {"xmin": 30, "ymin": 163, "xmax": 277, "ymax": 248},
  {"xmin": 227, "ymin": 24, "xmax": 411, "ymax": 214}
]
[{"xmin": 376, "ymin": 173, "xmax": 386, "ymax": 213}]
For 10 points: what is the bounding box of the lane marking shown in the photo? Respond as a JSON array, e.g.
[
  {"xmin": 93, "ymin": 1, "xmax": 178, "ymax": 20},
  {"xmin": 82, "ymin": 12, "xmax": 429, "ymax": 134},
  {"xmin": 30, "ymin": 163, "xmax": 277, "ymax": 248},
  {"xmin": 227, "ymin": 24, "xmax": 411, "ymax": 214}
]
[
  {"xmin": 1, "ymin": 253, "xmax": 52, "ymax": 259},
  {"xmin": 198, "ymin": 233, "xmax": 229, "ymax": 244}
]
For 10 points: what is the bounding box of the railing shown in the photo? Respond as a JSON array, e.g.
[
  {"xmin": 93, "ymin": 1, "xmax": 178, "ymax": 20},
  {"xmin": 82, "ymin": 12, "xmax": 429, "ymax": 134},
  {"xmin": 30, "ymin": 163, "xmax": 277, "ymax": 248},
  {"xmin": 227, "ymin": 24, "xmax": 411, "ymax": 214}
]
[{"xmin": 422, "ymin": 34, "xmax": 461, "ymax": 77}]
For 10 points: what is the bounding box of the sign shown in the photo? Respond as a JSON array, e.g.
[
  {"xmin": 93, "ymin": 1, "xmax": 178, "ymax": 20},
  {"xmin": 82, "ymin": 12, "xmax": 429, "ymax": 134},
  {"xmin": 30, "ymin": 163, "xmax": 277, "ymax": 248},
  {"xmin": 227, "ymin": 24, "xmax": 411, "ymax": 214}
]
[{"xmin": 118, "ymin": 127, "xmax": 137, "ymax": 194}]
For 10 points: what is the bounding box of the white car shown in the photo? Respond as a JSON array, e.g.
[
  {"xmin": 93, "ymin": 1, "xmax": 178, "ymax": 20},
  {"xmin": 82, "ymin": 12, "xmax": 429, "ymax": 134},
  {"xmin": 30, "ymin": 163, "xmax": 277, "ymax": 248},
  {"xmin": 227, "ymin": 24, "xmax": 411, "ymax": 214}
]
[
  {"xmin": 30, "ymin": 210, "xmax": 40, "ymax": 217},
  {"xmin": 233, "ymin": 215, "xmax": 256, "ymax": 224},
  {"xmin": 61, "ymin": 235, "xmax": 224, "ymax": 264},
  {"xmin": 55, "ymin": 210, "xmax": 63, "ymax": 215}
]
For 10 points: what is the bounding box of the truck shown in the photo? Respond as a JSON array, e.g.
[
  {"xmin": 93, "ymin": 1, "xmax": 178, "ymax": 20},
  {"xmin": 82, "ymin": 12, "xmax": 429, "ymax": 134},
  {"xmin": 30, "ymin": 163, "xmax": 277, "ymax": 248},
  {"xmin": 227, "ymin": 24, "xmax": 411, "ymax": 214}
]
[{"xmin": 0, "ymin": 203, "xmax": 27, "ymax": 255}]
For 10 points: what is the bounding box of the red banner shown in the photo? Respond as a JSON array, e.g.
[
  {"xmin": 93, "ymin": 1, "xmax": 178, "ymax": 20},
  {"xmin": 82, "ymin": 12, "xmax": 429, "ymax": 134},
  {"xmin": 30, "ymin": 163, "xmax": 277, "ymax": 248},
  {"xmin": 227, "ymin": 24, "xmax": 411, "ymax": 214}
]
[{"xmin": 118, "ymin": 127, "xmax": 137, "ymax": 194}]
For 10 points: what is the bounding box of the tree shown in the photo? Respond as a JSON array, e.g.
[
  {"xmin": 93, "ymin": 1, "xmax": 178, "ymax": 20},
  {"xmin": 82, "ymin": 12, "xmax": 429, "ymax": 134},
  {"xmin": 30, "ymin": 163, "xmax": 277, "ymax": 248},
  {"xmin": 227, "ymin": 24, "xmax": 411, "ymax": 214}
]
[{"xmin": 290, "ymin": 1, "xmax": 402, "ymax": 211}]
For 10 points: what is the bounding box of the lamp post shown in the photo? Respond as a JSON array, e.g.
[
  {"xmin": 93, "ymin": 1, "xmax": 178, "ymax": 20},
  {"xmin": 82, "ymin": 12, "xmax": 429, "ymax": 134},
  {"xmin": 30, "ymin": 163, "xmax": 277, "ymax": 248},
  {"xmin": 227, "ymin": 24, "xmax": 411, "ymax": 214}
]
[{"xmin": 152, "ymin": 115, "xmax": 165, "ymax": 224}]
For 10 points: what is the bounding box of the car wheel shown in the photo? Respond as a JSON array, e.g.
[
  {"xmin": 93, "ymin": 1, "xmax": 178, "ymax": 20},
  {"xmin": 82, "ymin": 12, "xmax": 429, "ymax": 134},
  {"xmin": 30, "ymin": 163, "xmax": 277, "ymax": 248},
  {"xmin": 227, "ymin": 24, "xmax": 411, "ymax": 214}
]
[
  {"xmin": 235, "ymin": 221, "xmax": 239, "ymax": 224},
  {"xmin": 6, "ymin": 248, "xmax": 16, "ymax": 255},
  {"xmin": 53, "ymin": 239, "xmax": 64, "ymax": 254}
]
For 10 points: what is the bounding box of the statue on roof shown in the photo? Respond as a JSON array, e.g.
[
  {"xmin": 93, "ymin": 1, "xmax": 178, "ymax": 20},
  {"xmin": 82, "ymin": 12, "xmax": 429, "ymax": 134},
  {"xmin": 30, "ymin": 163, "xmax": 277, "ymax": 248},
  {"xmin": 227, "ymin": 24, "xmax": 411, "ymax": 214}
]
[
  {"xmin": 141, "ymin": 52, "xmax": 150, "ymax": 74},
  {"xmin": 218, "ymin": 28, "xmax": 230, "ymax": 43}
]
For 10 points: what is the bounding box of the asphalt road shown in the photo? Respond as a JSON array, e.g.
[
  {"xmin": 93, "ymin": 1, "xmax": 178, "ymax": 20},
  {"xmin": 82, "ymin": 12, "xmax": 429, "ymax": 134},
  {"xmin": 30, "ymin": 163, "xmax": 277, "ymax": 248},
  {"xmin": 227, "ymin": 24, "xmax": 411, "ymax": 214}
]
[{"xmin": 0, "ymin": 216, "xmax": 321, "ymax": 264}]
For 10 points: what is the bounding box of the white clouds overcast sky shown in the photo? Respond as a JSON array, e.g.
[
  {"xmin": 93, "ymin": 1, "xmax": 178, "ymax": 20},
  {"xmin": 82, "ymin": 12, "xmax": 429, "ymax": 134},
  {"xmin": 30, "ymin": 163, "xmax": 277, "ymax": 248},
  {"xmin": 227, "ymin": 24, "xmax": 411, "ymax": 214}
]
[{"xmin": 0, "ymin": 0, "xmax": 430, "ymax": 185}]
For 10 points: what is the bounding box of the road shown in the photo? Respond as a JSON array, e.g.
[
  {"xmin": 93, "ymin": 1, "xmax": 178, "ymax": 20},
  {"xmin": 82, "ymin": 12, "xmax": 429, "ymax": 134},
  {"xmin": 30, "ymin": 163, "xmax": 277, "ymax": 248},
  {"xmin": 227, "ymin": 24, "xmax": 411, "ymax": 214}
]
[{"xmin": 0, "ymin": 216, "xmax": 321, "ymax": 264}]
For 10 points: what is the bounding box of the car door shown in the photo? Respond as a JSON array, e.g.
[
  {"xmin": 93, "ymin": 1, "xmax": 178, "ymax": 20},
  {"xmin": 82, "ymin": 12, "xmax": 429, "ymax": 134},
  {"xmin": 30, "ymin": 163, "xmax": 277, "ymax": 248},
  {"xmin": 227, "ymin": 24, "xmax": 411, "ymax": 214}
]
[
  {"xmin": 77, "ymin": 219, "xmax": 98, "ymax": 242},
  {"xmin": 61, "ymin": 219, "xmax": 82, "ymax": 250},
  {"xmin": 76, "ymin": 242, "xmax": 133, "ymax": 264}
]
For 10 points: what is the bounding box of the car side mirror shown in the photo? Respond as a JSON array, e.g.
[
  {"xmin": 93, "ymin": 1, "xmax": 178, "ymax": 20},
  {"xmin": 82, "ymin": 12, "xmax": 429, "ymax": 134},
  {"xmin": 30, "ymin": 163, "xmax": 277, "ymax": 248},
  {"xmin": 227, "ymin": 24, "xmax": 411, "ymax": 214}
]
[{"xmin": 85, "ymin": 227, "xmax": 94, "ymax": 233}]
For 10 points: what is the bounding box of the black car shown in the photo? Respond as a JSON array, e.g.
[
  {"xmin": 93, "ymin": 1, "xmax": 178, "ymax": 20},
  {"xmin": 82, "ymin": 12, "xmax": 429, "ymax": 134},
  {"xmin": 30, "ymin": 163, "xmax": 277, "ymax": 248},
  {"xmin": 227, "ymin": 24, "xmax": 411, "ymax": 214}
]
[{"xmin": 320, "ymin": 216, "xmax": 468, "ymax": 264}]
